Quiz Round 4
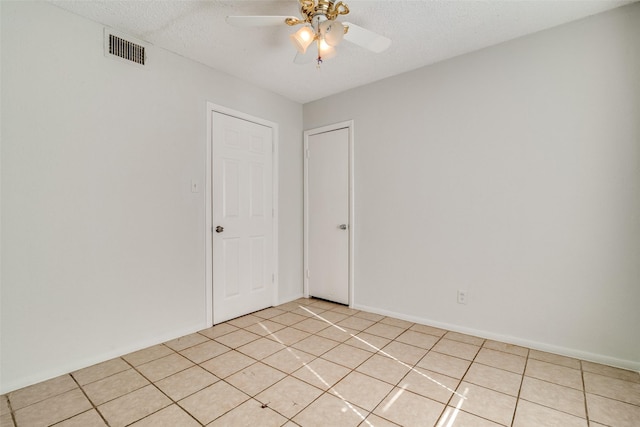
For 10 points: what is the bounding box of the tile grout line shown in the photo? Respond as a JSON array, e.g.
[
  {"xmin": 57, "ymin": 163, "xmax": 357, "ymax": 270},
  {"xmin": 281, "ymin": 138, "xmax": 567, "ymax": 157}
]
[
  {"xmin": 67, "ymin": 373, "xmax": 112, "ymax": 427},
  {"xmin": 258, "ymin": 306, "xmax": 354, "ymax": 423},
  {"xmin": 510, "ymin": 349, "xmax": 530, "ymax": 427},
  {"xmin": 354, "ymin": 321, "xmax": 459, "ymax": 426},
  {"xmin": 253, "ymin": 305, "xmax": 359, "ymax": 424},
  {"xmin": 518, "ymin": 350, "xmax": 596, "ymax": 424},
  {"xmin": 5, "ymin": 395, "xmax": 18, "ymax": 427},
  {"xmin": 396, "ymin": 330, "xmax": 451, "ymax": 427},
  {"xmin": 322, "ymin": 320, "xmax": 402, "ymax": 427},
  {"xmin": 322, "ymin": 311, "xmax": 499, "ymax": 426},
  {"xmin": 259, "ymin": 302, "xmax": 394, "ymax": 424},
  {"xmin": 437, "ymin": 336, "xmax": 509, "ymax": 427},
  {"xmin": 118, "ymin": 351, "xmax": 205, "ymax": 426},
  {"xmin": 515, "ymin": 374, "xmax": 603, "ymax": 421},
  {"xmin": 581, "ymin": 361, "xmax": 591, "ymax": 426},
  {"xmin": 198, "ymin": 316, "xmax": 292, "ymax": 424},
  {"xmin": 234, "ymin": 308, "xmax": 325, "ymax": 424}
]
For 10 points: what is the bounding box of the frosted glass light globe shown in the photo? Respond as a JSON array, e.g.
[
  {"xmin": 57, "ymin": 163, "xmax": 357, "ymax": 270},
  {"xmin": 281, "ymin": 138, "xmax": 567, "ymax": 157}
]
[{"xmin": 320, "ymin": 20, "xmax": 344, "ymax": 47}]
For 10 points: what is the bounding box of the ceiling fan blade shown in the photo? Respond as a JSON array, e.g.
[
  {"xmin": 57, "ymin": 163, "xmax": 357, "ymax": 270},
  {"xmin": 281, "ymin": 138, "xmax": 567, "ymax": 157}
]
[
  {"xmin": 294, "ymin": 44, "xmax": 317, "ymax": 65},
  {"xmin": 225, "ymin": 16, "xmax": 295, "ymax": 27},
  {"xmin": 342, "ymin": 22, "xmax": 391, "ymax": 53}
]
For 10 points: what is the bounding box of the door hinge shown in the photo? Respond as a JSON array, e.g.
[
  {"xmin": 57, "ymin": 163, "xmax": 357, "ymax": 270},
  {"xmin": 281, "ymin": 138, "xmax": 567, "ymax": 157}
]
[
  {"xmin": 305, "ymin": 149, "xmax": 310, "ymax": 159},
  {"xmin": 306, "ymin": 269, "xmax": 310, "ymax": 279}
]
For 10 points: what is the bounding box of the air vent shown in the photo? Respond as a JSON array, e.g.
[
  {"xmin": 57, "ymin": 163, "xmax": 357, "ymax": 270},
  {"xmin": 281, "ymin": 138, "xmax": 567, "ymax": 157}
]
[
  {"xmin": 109, "ymin": 34, "xmax": 145, "ymax": 65},
  {"xmin": 104, "ymin": 29, "xmax": 148, "ymax": 68}
]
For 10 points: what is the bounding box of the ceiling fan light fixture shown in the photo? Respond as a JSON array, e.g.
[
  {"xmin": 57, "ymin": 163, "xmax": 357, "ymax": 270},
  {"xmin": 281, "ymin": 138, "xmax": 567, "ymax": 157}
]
[
  {"xmin": 226, "ymin": 0, "xmax": 392, "ymax": 67},
  {"xmin": 290, "ymin": 26, "xmax": 315, "ymax": 53}
]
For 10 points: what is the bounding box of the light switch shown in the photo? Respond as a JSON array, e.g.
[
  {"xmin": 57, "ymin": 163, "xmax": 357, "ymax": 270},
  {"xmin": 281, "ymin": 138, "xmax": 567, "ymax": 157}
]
[{"xmin": 191, "ymin": 179, "xmax": 199, "ymax": 193}]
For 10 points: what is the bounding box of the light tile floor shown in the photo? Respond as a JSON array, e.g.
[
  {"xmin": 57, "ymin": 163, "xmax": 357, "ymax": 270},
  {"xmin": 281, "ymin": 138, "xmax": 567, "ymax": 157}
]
[{"xmin": 2, "ymin": 298, "xmax": 639, "ymax": 426}]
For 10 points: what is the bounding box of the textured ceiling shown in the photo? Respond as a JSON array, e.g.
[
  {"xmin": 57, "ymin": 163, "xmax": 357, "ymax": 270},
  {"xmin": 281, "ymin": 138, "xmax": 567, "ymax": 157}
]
[{"xmin": 51, "ymin": 0, "xmax": 634, "ymax": 104}]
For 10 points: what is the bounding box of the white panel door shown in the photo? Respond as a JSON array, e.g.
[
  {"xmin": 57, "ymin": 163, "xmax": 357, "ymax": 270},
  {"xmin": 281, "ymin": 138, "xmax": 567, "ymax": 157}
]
[
  {"xmin": 213, "ymin": 112, "xmax": 273, "ymax": 323},
  {"xmin": 307, "ymin": 127, "xmax": 350, "ymax": 304}
]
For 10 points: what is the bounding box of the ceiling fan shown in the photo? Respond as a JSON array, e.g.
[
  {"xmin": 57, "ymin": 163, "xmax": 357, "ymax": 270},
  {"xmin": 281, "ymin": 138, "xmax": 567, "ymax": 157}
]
[{"xmin": 226, "ymin": 0, "xmax": 391, "ymax": 66}]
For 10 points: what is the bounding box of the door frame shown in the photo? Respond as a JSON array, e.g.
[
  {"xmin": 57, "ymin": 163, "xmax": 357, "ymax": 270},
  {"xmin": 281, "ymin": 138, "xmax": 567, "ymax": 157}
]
[
  {"xmin": 303, "ymin": 120, "xmax": 355, "ymax": 307},
  {"xmin": 205, "ymin": 102, "xmax": 279, "ymax": 326}
]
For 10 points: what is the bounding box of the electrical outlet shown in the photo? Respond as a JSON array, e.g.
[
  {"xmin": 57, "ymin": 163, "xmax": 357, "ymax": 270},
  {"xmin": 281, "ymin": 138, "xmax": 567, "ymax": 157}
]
[{"xmin": 457, "ymin": 290, "xmax": 468, "ymax": 305}]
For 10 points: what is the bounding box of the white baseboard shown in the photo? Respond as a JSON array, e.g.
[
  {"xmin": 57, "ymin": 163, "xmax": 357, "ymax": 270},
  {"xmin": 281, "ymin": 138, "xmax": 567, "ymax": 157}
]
[
  {"xmin": 0, "ymin": 322, "xmax": 208, "ymax": 395},
  {"xmin": 352, "ymin": 303, "xmax": 640, "ymax": 373},
  {"xmin": 277, "ymin": 293, "xmax": 304, "ymax": 305}
]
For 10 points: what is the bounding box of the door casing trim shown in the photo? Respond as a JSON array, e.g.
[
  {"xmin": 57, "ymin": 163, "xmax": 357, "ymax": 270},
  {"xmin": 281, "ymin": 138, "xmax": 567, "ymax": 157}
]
[
  {"xmin": 206, "ymin": 102, "xmax": 279, "ymax": 326},
  {"xmin": 303, "ymin": 120, "xmax": 355, "ymax": 307}
]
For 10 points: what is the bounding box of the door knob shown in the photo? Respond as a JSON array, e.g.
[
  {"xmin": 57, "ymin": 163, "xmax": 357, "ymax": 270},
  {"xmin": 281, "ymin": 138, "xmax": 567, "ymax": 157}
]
[
  {"xmin": 339, "ymin": 224, "xmax": 348, "ymax": 230},
  {"xmin": 215, "ymin": 226, "xmax": 224, "ymax": 233}
]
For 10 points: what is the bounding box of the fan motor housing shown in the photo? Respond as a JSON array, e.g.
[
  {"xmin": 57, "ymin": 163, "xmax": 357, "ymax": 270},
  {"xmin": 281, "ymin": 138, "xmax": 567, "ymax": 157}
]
[{"xmin": 300, "ymin": 0, "xmax": 349, "ymax": 23}]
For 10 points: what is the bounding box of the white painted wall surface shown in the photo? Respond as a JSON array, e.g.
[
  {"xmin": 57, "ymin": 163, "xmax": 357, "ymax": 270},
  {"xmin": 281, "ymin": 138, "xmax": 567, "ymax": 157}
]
[
  {"xmin": 304, "ymin": 4, "xmax": 640, "ymax": 370},
  {"xmin": 0, "ymin": 1, "xmax": 303, "ymax": 393}
]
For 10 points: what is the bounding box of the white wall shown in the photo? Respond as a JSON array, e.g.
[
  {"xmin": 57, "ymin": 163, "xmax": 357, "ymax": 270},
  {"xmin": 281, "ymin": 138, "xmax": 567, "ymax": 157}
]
[
  {"xmin": 304, "ymin": 4, "xmax": 640, "ymax": 370},
  {"xmin": 0, "ymin": 1, "xmax": 303, "ymax": 393}
]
